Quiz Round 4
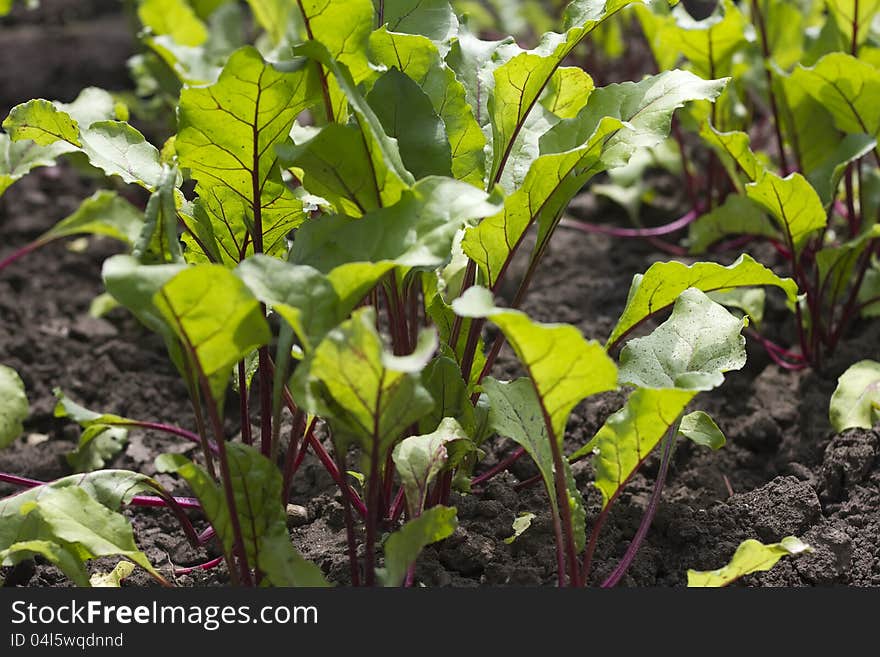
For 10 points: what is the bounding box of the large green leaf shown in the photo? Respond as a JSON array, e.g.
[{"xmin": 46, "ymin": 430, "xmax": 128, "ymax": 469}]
[
  {"xmin": 776, "ymin": 71, "xmax": 842, "ymax": 176},
  {"xmin": 369, "ymin": 28, "xmax": 485, "ymax": 185},
  {"xmin": 237, "ymin": 255, "xmax": 393, "ymax": 351},
  {"xmin": 153, "ymin": 264, "xmax": 271, "ymax": 401},
  {"xmin": 3, "ymin": 103, "xmax": 162, "ymax": 190},
  {"xmin": 0, "ymin": 472, "xmax": 163, "ymax": 585},
  {"xmin": 0, "ymin": 365, "xmax": 28, "ymax": 449},
  {"xmin": 807, "ymin": 133, "xmax": 877, "ymax": 206},
  {"xmin": 589, "ymin": 387, "xmax": 695, "ymax": 506},
  {"xmin": 290, "ymin": 177, "xmax": 502, "ymax": 273},
  {"xmin": 829, "ymin": 360, "xmax": 880, "ymax": 432},
  {"xmin": 157, "ymin": 443, "xmax": 328, "ymax": 586},
  {"xmin": 3, "ymin": 99, "xmax": 81, "ymax": 146},
  {"xmin": 687, "ymin": 537, "xmax": 811, "ymax": 587},
  {"xmin": 463, "ymin": 117, "xmax": 621, "ymax": 288},
  {"xmin": 367, "ymin": 68, "xmax": 452, "ymax": 179},
  {"xmin": 392, "ymin": 417, "xmax": 467, "ymax": 516},
  {"xmin": 378, "ymin": 505, "xmax": 458, "ymax": 587},
  {"xmin": 792, "ymin": 53, "xmax": 880, "ymax": 139},
  {"xmin": 486, "ymin": 0, "xmax": 641, "ymax": 185},
  {"xmin": 607, "ymin": 254, "xmax": 798, "ymax": 349},
  {"xmin": 292, "ymin": 308, "xmax": 436, "ymax": 454},
  {"xmin": 745, "ymin": 171, "xmax": 826, "ymax": 252},
  {"xmin": 293, "ymin": 40, "xmax": 414, "ymax": 202},
  {"xmin": 541, "ymin": 69, "xmax": 727, "ymax": 169},
  {"xmin": 454, "ymin": 287, "xmax": 618, "ymax": 440},
  {"xmin": 293, "ymin": 0, "xmax": 374, "ymax": 119},
  {"xmin": 381, "ymin": 0, "xmax": 459, "ymax": 43},
  {"xmin": 176, "ymin": 46, "xmax": 314, "ymax": 251},
  {"xmin": 618, "ymin": 288, "xmax": 747, "ymax": 391}
]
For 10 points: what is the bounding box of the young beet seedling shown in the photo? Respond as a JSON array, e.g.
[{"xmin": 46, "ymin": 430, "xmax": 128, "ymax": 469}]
[{"xmin": 0, "ymin": 0, "xmax": 810, "ymax": 587}]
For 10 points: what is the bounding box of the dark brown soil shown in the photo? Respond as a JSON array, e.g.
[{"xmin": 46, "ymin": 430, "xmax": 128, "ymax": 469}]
[{"xmin": 2, "ymin": 1, "xmax": 880, "ymax": 588}]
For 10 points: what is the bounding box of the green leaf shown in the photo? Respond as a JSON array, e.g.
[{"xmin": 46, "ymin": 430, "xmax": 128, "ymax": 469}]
[
  {"xmin": 419, "ymin": 356, "xmax": 476, "ymax": 435},
  {"xmin": 78, "ymin": 121, "xmax": 164, "ymax": 189},
  {"xmin": 807, "ymin": 133, "xmax": 877, "ymax": 206},
  {"xmin": 0, "ymin": 134, "xmax": 76, "ymax": 197},
  {"xmin": 278, "ymin": 124, "xmax": 385, "ymax": 216},
  {"xmin": 379, "ymin": 505, "xmax": 458, "ymax": 587},
  {"xmin": 177, "ymin": 46, "xmax": 314, "ymax": 249},
  {"xmin": 708, "ymin": 287, "xmax": 766, "ymax": 326},
  {"xmin": 138, "ymin": 0, "xmax": 209, "ymax": 47},
  {"xmin": 607, "ymin": 254, "xmax": 798, "ymax": 350},
  {"xmin": 618, "ymin": 288, "xmax": 747, "ymax": 391},
  {"xmin": 392, "ymin": 417, "xmax": 468, "ymax": 516},
  {"xmin": 687, "ymin": 536, "xmax": 811, "ymax": 587},
  {"xmin": 3, "ymin": 99, "xmax": 162, "ymax": 190},
  {"xmin": 381, "ymin": 0, "xmax": 459, "ymax": 43},
  {"xmin": 454, "ymin": 288, "xmax": 618, "ymax": 440},
  {"xmin": 157, "ymin": 443, "xmax": 328, "ymax": 586},
  {"xmin": 463, "ymin": 117, "xmax": 621, "ymax": 288},
  {"xmin": 290, "ymin": 177, "xmax": 502, "ymax": 273},
  {"xmin": 3, "ymin": 99, "xmax": 81, "ymax": 146},
  {"xmin": 487, "ymin": 0, "xmax": 641, "ymax": 185},
  {"xmin": 504, "ymin": 512, "xmax": 536, "ymax": 544},
  {"xmin": 39, "ymin": 190, "xmax": 144, "ymax": 246},
  {"xmin": 829, "ymin": 360, "xmax": 880, "ymax": 432},
  {"xmin": 237, "ymin": 255, "xmax": 393, "ymax": 351},
  {"xmin": 815, "ymin": 225, "xmax": 880, "ymax": 313},
  {"xmin": 154, "ymin": 264, "xmax": 271, "ymax": 401},
  {"xmin": 90, "ymin": 560, "xmax": 136, "ymax": 587},
  {"xmin": 542, "ymin": 67, "xmax": 595, "ymax": 120},
  {"xmin": 792, "ymin": 53, "xmax": 880, "ymax": 139},
  {"xmin": 776, "ymin": 71, "xmax": 842, "ymax": 175},
  {"xmin": 0, "ymin": 365, "xmax": 28, "ymax": 449},
  {"xmin": 1, "ymin": 486, "xmax": 161, "ymax": 583},
  {"xmin": 745, "ymin": 171, "xmax": 826, "ymax": 252},
  {"xmin": 369, "ymin": 28, "xmax": 485, "ymax": 185},
  {"xmin": 247, "ymin": 0, "xmax": 293, "ymax": 44},
  {"xmin": 698, "ymin": 124, "xmax": 761, "ymax": 185},
  {"xmin": 687, "ymin": 194, "xmax": 777, "ymax": 253},
  {"xmin": 678, "ymin": 410, "xmax": 725, "ymax": 449},
  {"xmin": 0, "ymin": 540, "xmax": 89, "ymax": 587},
  {"xmin": 826, "ymin": 0, "xmax": 880, "ymax": 49},
  {"xmin": 367, "ymin": 68, "xmax": 453, "ymax": 179},
  {"xmin": 669, "ymin": 0, "xmax": 747, "ymax": 78},
  {"xmin": 483, "ymin": 377, "xmax": 556, "ymax": 499},
  {"xmin": 588, "ymin": 387, "xmax": 695, "ymax": 506},
  {"xmin": 762, "ymin": 0, "xmax": 806, "ymax": 69},
  {"xmin": 293, "ymin": 0, "xmax": 374, "ymax": 117},
  {"xmin": 541, "ymin": 69, "xmax": 727, "ymax": 170},
  {"xmin": 54, "ymin": 390, "xmax": 135, "ymax": 473},
  {"xmin": 293, "ymin": 40, "xmax": 414, "ymax": 199},
  {"xmin": 292, "ymin": 308, "xmax": 436, "ymax": 454}
]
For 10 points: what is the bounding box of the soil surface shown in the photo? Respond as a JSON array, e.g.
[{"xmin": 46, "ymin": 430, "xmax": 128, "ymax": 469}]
[{"xmin": 2, "ymin": 1, "xmax": 880, "ymax": 588}]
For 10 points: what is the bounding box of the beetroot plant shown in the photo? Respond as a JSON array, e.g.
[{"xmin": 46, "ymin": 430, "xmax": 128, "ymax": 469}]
[{"xmin": 0, "ymin": 0, "xmax": 810, "ymax": 587}]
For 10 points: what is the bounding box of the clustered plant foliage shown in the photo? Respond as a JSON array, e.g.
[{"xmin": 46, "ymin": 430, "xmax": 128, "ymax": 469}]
[{"xmin": 2, "ymin": 0, "xmax": 842, "ymax": 588}]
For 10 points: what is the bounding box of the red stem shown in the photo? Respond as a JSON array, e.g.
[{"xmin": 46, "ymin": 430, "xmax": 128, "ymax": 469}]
[
  {"xmin": 174, "ymin": 555, "xmax": 224, "ymax": 576},
  {"xmin": 0, "ymin": 239, "xmax": 46, "ymax": 272},
  {"xmin": 471, "ymin": 447, "xmax": 526, "ymax": 488},
  {"xmin": 601, "ymin": 426, "xmax": 676, "ymax": 587},
  {"xmin": 558, "ymin": 206, "xmax": 703, "ymax": 239}
]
